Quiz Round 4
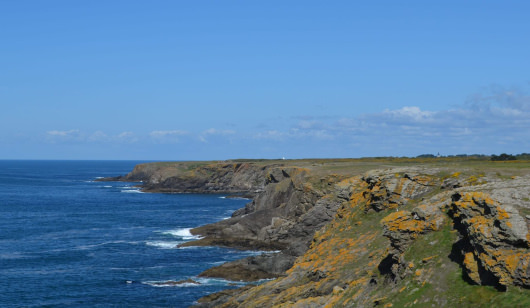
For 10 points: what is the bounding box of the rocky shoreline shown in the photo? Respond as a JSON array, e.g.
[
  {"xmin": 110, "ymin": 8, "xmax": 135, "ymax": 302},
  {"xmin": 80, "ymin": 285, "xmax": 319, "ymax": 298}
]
[
  {"xmin": 100, "ymin": 161, "xmax": 345, "ymax": 283},
  {"xmin": 101, "ymin": 159, "xmax": 530, "ymax": 307}
]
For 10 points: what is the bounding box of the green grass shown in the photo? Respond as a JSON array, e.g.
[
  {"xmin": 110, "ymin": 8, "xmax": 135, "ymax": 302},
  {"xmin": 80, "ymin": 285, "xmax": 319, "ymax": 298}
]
[{"xmin": 375, "ymin": 218, "xmax": 530, "ymax": 308}]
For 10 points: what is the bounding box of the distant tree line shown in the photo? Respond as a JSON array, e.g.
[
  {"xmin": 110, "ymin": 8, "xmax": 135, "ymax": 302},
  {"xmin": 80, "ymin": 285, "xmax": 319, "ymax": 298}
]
[
  {"xmin": 516, "ymin": 153, "xmax": 530, "ymax": 160},
  {"xmin": 490, "ymin": 153, "xmax": 530, "ymax": 161},
  {"xmin": 414, "ymin": 153, "xmax": 530, "ymax": 161},
  {"xmin": 491, "ymin": 153, "xmax": 516, "ymax": 161}
]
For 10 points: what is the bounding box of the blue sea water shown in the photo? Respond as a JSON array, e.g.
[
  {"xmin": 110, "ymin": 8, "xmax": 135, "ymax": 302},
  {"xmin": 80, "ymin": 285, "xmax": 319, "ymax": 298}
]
[{"xmin": 0, "ymin": 160, "xmax": 257, "ymax": 307}]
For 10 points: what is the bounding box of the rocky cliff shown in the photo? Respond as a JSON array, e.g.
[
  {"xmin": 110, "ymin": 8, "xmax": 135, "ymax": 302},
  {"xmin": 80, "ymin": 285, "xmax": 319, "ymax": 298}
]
[
  {"xmin": 106, "ymin": 159, "xmax": 530, "ymax": 307},
  {"xmin": 105, "ymin": 161, "xmax": 271, "ymax": 194}
]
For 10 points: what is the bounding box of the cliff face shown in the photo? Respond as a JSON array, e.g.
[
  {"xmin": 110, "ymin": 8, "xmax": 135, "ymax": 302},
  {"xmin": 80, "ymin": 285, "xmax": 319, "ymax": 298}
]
[
  {"xmin": 107, "ymin": 159, "xmax": 530, "ymax": 307},
  {"xmin": 202, "ymin": 167, "xmax": 530, "ymax": 308},
  {"xmin": 186, "ymin": 165, "xmax": 350, "ymax": 282},
  {"xmin": 117, "ymin": 161, "xmax": 271, "ymax": 194}
]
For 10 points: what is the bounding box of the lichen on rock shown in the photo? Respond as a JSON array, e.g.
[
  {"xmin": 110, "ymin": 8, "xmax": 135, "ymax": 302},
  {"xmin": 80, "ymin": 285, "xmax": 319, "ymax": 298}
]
[{"xmin": 450, "ymin": 191, "xmax": 530, "ymax": 288}]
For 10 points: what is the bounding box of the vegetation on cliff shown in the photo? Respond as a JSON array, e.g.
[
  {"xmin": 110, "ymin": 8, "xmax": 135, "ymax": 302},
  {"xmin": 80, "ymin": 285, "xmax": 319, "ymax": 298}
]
[{"xmin": 108, "ymin": 158, "xmax": 530, "ymax": 307}]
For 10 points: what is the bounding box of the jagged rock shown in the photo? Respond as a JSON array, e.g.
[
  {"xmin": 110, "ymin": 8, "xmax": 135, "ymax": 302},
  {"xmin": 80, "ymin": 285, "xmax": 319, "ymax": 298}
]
[
  {"xmin": 194, "ymin": 285, "xmax": 255, "ymax": 307},
  {"xmin": 442, "ymin": 177, "xmax": 461, "ymax": 189},
  {"xmin": 381, "ymin": 204, "xmax": 445, "ymax": 252},
  {"xmin": 106, "ymin": 160, "xmax": 530, "ymax": 307},
  {"xmin": 198, "ymin": 253, "xmax": 295, "ymax": 281},
  {"xmin": 361, "ymin": 170, "xmax": 437, "ymax": 212},
  {"xmin": 450, "ymin": 191, "xmax": 530, "ymax": 287},
  {"xmin": 115, "ymin": 162, "xmax": 272, "ymax": 194}
]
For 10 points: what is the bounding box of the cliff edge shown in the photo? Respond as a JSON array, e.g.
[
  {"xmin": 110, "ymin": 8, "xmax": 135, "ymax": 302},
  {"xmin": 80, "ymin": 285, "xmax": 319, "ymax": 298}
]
[{"xmin": 105, "ymin": 158, "xmax": 530, "ymax": 307}]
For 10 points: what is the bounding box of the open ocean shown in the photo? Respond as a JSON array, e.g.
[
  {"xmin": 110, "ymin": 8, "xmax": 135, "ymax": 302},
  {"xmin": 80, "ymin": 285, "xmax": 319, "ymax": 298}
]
[{"xmin": 0, "ymin": 160, "xmax": 258, "ymax": 307}]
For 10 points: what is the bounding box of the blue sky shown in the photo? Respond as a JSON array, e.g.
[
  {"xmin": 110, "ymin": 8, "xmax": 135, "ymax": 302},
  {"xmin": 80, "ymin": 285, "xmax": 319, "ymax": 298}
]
[{"xmin": 1, "ymin": 1, "xmax": 529, "ymax": 160}]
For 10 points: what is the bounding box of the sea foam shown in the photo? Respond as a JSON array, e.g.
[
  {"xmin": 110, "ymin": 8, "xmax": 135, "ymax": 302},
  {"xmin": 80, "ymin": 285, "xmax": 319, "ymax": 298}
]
[
  {"xmin": 121, "ymin": 188, "xmax": 143, "ymax": 193},
  {"xmin": 161, "ymin": 228, "xmax": 201, "ymax": 240},
  {"xmin": 145, "ymin": 241, "xmax": 181, "ymax": 249}
]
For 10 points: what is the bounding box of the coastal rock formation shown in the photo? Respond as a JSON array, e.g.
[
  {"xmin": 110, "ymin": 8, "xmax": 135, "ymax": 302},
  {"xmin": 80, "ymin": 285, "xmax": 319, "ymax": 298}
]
[
  {"xmin": 184, "ymin": 166, "xmax": 348, "ymax": 279},
  {"xmin": 106, "ymin": 159, "xmax": 530, "ymax": 307},
  {"xmin": 450, "ymin": 191, "xmax": 530, "ymax": 288},
  {"xmin": 106, "ymin": 161, "xmax": 271, "ymax": 194}
]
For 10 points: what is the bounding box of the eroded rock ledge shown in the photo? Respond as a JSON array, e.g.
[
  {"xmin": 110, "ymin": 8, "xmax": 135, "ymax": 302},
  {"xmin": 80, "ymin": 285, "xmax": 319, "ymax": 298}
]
[{"xmin": 105, "ymin": 159, "xmax": 530, "ymax": 307}]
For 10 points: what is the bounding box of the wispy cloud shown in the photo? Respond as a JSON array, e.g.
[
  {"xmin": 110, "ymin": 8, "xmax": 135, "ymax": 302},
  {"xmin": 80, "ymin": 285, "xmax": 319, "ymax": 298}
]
[
  {"xmin": 202, "ymin": 128, "xmax": 236, "ymax": 136},
  {"xmin": 46, "ymin": 129, "xmax": 80, "ymax": 137},
  {"xmin": 149, "ymin": 130, "xmax": 189, "ymax": 143},
  {"xmin": 45, "ymin": 129, "xmax": 83, "ymax": 143},
  {"xmin": 251, "ymin": 85, "xmax": 530, "ymax": 156},
  {"xmin": 37, "ymin": 85, "xmax": 530, "ymax": 158},
  {"xmin": 149, "ymin": 130, "xmax": 189, "ymax": 138},
  {"xmin": 199, "ymin": 128, "xmax": 236, "ymax": 143},
  {"xmin": 87, "ymin": 131, "xmax": 138, "ymax": 143},
  {"xmin": 114, "ymin": 131, "xmax": 138, "ymax": 143},
  {"xmin": 46, "ymin": 130, "xmax": 138, "ymax": 144}
]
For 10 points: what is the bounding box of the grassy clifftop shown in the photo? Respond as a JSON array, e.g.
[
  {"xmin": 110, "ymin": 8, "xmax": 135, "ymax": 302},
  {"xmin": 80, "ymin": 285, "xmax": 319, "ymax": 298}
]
[
  {"xmin": 200, "ymin": 159, "xmax": 530, "ymax": 307},
  {"xmin": 110, "ymin": 157, "xmax": 530, "ymax": 307}
]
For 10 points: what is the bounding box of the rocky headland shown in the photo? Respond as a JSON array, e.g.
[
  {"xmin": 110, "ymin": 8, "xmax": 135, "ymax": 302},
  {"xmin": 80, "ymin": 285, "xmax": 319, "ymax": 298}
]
[{"xmin": 103, "ymin": 158, "xmax": 530, "ymax": 307}]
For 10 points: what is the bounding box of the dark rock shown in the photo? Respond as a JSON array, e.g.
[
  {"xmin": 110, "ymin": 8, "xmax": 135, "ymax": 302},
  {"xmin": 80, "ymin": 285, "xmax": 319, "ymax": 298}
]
[{"xmin": 198, "ymin": 253, "xmax": 295, "ymax": 282}]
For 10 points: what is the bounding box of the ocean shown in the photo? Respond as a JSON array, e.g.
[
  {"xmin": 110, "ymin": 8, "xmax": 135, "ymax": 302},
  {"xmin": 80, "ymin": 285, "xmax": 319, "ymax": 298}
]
[{"xmin": 0, "ymin": 160, "xmax": 258, "ymax": 307}]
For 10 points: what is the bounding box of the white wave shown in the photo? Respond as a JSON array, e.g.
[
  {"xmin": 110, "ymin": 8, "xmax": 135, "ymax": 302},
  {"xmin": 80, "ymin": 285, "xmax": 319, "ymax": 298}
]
[
  {"xmin": 145, "ymin": 277, "xmax": 242, "ymax": 288},
  {"xmin": 236, "ymin": 250, "xmax": 281, "ymax": 257},
  {"xmin": 221, "ymin": 217, "xmax": 231, "ymax": 220},
  {"xmin": 218, "ymin": 196, "xmax": 250, "ymax": 200},
  {"xmin": 121, "ymin": 189, "xmax": 143, "ymax": 193},
  {"xmin": 76, "ymin": 241, "xmax": 139, "ymax": 250},
  {"xmin": 160, "ymin": 228, "xmax": 201, "ymax": 240},
  {"xmin": 142, "ymin": 276, "xmax": 273, "ymax": 288},
  {"xmin": 194, "ymin": 277, "xmax": 247, "ymax": 286},
  {"xmin": 145, "ymin": 241, "xmax": 181, "ymax": 249},
  {"xmin": 176, "ymin": 245, "xmax": 203, "ymax": 250},
  {"xmin": 95, "ymin": 177, "xmax": 104, "ymax": 179},
  {"xmin": 142, "ymin": 280, "xmax": 201, "ymax": 288},
  {"xmin": 103, "ymin": 185, "xmax": 112, "ymax": 188},
  {"xmin": 261, "ymin": 250, "xmax": 281, "ymax": 254}
]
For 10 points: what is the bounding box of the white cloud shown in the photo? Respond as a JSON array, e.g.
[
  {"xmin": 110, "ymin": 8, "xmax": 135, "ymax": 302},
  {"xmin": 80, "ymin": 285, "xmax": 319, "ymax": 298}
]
[
  {"xmin": 36, "ymin": 85, "xmax": 530, "ymax": 157},
  {"xmin": 383, "ymin": 106, "xmax": 434, "ymax": 122},
  {"xmin": 88, "ymin": 131, "xmax": 138, "ymax": 143},
  {"xmin": 254, "ymin": 128, "xmax": 334, "ymax": 141},
  {"xmin": 149, "ymin": 130, "xmax": 189, "ymax": 143},
  {"xmin": 253, "ymin": 130, "xmax": 286, "ymax": 140},
  {"xmin": 249, "ymin": 85, "xmax": 530, "ymax": 156},
  {"xmin": 297, "ymin": 120, "xmax": 322, "ymax": 130},
  {"xmin": 199, "ymin": 128, "xmax": 236, "ymax": 143},
  {"xmin": 149, "ymin": 130, "xmax": 189, "ymax": 137},
  {"xmin": 116, "ymin": 131, "xmax": 138, "ymax": 143},
  {"xmin": 46, "ymin": 129, "xmax": 80, "ymax": 137},
  {"xmin": 88, "ymin": 131, "xmax": 109, "ymax": 142},
  {"xmin": 45, "ymin": 129, "xmax": 83, "ymax": 143},
  {"xmin": 202, "ymin": 128, "xmax": 235, "ymax": 135}
]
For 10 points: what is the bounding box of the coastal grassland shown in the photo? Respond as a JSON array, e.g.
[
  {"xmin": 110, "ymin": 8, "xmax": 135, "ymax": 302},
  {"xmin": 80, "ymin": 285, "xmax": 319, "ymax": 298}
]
[
  {"xmin": 124, "ymin": 157, "xmax": 530, "ymax": 307},
  {"xmin": 135, "ymin": 157, "xmax": 530, "ymax": 183},
  {"xmin": 387, "ymin": 221, "xmax": 530, "ymax": 308},
  {"xmin": 200, "ymin": 157, "xmax": 530, "ymax": 307},
  {"xmin": 288, "ymin": 195, "xmax": 530, "ymax": 308}
]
